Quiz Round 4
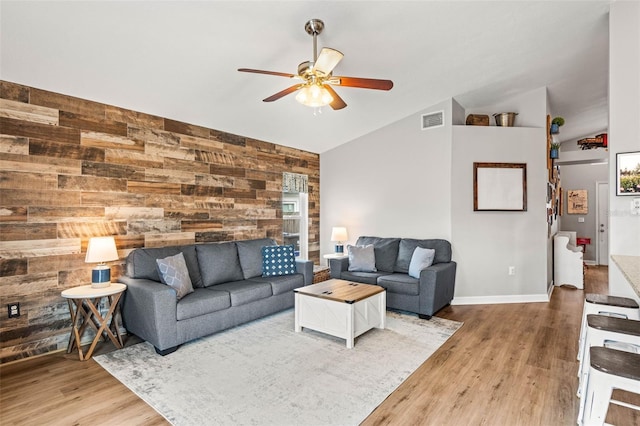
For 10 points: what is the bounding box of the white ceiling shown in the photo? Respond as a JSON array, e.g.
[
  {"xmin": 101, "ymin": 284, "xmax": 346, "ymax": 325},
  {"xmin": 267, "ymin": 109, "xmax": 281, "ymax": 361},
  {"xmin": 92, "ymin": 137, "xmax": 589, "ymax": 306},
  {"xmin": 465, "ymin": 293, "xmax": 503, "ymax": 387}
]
[{"xmin": 0, "ymin": 1, "xmax": 610, "ymax": 154}]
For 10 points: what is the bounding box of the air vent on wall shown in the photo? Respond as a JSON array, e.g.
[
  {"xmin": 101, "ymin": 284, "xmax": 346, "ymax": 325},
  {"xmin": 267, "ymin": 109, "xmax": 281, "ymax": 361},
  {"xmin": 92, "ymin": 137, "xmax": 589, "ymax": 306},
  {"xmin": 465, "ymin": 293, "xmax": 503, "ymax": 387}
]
[{"xmin": 421, "ymin": 110, "xmax": 444, "ymax": 130}]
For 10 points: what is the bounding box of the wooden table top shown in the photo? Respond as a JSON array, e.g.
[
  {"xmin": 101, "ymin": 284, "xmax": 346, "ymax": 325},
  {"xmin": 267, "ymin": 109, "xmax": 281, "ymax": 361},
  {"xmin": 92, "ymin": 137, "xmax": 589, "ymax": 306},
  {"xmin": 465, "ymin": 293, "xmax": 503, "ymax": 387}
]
[{"xmin": 294, "ymin": 279, "xmax": 385, "ymax": 304}]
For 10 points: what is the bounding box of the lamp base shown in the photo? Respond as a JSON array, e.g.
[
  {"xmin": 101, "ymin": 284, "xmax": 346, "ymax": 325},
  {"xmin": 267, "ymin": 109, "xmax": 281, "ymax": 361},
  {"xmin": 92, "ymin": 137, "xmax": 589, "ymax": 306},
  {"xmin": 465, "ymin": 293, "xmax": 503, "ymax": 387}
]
[
  {"xmin": 335, "ymin": 244, "xmax": 344, "ymax": 253},
  {"xmin": 91, "ymin": 281, "xmax": 111, "ymax": 289},
  {"xmin": 91, "ymin": 265, "xmax": 111, "ymax": 289}
]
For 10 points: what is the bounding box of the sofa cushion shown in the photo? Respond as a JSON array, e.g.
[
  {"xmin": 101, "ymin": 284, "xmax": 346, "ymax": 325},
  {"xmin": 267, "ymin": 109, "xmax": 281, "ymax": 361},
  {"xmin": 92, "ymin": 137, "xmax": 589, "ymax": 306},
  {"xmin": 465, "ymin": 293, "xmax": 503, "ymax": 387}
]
[
  {"xmin": 348, "ymin": 244, "xmax": 377, "ymax": 272},
  {"xmin": 356, "ymin": 236, "xmax": 400, "ymax": 273},
  {"xmin": 176, "ymin": 288, "xmax": 231, "ymax": 321},
  {"xmin": 395, "ymin": 239, "xmax": 452, "ymax": 273},
  {"xmin": 340, "ymin": 271, "xmax": 391, "ymax": 285},
  {"xmin": 262, "ymin": 245, "xmax": 297, "ymax": 276},
  {"xmin": 250, "ymin": 274, "xmax": 304, "ymax": 296},
  {"xmin": 237, "ymin": 238, "xmax": 277, "ymax": 279},
  {"xmin": 156, "ymin": 252, "xmax": 194, "ymax": 300},
  {"xmin": 126, "ymin": 244, "xmax": 203, "ymax": 288},
  {"xmin": 408, "ymin": 247, "xmax": 436, "ymax": 279},
  {"xmin": 377, "ymin": 274, "xmax": 420, "ymax": 296},
  {"xmin": 212, "ymin": 281, "xmax": 273, "ymax": 306},
  {"xmin": 196, "ymin": 242, "xmax": 244, "ymax": 287}
]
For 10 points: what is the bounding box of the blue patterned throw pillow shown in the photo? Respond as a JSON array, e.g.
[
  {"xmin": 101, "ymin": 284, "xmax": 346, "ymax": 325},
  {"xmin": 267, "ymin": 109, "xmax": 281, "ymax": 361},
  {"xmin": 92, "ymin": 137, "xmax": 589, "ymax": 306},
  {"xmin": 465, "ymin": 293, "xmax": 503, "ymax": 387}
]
[{"xmin": 261, "ymin": 245, "xmax": 297, "ymax": 277}]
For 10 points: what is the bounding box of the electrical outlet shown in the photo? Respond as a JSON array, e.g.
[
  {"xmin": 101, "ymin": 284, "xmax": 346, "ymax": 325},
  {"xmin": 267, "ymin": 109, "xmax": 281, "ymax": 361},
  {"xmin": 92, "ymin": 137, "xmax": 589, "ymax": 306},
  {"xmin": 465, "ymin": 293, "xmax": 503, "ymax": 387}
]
[
  {"xmin": 578, "ymin": 217, "xmax": 585, "ymax": 223},
  {"xmin": 631, "ymin": 198, "xmax": 640, "ymax": 216},
  {"xmin": 7, "ymin": 303, "xmax": 20, "ymax": 318},
  {"xmin": 508, "ymin": 266, "xmax": 516, "ymax": 276}
]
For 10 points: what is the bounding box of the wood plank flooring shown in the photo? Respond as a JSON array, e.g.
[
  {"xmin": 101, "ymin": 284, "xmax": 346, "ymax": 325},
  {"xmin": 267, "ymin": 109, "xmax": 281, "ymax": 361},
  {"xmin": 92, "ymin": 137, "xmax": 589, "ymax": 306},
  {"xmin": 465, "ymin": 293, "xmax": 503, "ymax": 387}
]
[{"xmin": 1, "ymin": 266, "xmax": 638, "ymax": 425}]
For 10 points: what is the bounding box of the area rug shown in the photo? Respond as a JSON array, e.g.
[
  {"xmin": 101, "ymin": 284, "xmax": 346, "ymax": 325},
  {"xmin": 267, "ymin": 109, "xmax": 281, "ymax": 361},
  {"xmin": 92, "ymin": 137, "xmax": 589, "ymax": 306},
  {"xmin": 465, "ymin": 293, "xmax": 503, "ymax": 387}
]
[{"xmin": 95, "ymin": 309, "xmax": 462, "ymax": 426}]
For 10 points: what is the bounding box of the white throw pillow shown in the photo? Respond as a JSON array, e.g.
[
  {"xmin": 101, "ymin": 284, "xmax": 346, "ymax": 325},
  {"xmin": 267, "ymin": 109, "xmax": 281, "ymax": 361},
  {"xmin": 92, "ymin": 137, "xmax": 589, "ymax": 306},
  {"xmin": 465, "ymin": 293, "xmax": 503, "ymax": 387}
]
[
  {"xmin": 408, "ymin": 247, "xmax": 436, "ymax": 279},
  {"xmin": 156, "ymin": 252, "xmax": 194, "ymax": 300},
  {"xmin": 348, "ymin": 244, "xmax": 377, "ymax": 272}
]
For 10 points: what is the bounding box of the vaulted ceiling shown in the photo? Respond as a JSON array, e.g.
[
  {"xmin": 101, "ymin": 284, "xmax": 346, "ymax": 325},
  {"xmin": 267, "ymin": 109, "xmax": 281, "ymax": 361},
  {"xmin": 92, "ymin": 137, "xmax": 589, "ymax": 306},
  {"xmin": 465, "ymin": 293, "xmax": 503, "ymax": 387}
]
[{"xmin": 0, "ymin": 1, "xmax": 610, "ymax": 153}]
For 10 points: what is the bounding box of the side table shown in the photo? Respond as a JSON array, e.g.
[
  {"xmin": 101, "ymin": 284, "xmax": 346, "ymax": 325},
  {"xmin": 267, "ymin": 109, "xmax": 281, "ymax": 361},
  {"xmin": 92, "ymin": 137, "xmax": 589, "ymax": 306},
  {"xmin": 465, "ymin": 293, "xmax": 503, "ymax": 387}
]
[
  {"xmin": 61, "ymin": 283, "xmax": 127, "ymax": 361},
  {"xmin": 322, "ymin": 252, "xmax": 348, "ymax": 266}
]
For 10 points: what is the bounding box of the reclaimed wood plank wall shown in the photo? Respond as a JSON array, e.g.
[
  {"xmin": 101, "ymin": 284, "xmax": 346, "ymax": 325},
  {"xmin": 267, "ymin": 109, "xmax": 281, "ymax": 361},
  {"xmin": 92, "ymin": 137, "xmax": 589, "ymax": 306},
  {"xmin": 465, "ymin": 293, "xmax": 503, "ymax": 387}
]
[{"xmin": 0, "ymin": 81, "xmax": 320, "ymax": 363}]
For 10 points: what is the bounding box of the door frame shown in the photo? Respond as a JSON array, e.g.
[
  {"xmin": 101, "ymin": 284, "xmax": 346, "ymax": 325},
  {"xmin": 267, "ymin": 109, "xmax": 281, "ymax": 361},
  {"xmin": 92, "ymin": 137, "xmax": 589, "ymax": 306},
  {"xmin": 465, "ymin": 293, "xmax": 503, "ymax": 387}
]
[{"xmin": 595, "ymin": 181, "xmax": 608, "ymax": 265}]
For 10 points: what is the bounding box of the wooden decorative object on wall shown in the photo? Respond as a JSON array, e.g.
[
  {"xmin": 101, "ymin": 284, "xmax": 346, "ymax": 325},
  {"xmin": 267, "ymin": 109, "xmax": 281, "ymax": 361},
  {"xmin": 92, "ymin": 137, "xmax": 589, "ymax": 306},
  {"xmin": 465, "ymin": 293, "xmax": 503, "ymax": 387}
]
[
  {"xmin": 546, "ymin": 114, "xmax": 552, "ymax": 172},
  {"xmin": 559, "ymin": 188, "xmax": 563, "ymax": 216},
  {"xmin": 465, "ymin": 114, "xmax": 489, "ymax": 126},
  {"xmin": 567, "ymin": 189, "xmax": 588, "ymax": 214}
]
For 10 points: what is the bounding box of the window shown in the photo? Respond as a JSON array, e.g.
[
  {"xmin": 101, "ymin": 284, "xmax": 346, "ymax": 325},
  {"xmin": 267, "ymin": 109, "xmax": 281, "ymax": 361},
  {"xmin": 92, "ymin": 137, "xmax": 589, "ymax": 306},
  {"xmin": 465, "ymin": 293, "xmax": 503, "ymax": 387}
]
[{"xmin": 283, "ymin": 173, "xmax": 308, "ymax": 259}]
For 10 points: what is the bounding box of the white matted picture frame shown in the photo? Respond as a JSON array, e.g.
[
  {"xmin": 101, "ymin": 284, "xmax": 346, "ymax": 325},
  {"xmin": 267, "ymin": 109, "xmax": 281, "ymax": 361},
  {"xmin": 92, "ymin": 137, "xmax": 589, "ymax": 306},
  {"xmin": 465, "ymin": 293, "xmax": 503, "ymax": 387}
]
[
  {"xmin": 473, "ymin": 162, "xmax": 527, "ymax": 211},
  {"xmin": 616, "ymin": 151, "xmax": 640, "ymax": 195}
]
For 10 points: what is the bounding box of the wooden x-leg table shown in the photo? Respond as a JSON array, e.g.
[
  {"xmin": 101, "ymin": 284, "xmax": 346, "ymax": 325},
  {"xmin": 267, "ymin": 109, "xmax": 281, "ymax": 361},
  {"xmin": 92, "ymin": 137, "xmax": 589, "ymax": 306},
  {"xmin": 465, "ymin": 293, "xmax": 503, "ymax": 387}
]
[{"xmin": 61, "ymin": 283, "xmax": 127, "ymax": 361}]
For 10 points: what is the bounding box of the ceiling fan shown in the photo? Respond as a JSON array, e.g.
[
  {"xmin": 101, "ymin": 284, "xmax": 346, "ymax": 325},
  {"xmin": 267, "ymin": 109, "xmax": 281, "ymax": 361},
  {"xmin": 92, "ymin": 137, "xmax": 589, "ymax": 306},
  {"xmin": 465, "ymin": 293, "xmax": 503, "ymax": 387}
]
[{"xmin": 238, "ymin": 19, "xmax": 393, "ymax": 110}]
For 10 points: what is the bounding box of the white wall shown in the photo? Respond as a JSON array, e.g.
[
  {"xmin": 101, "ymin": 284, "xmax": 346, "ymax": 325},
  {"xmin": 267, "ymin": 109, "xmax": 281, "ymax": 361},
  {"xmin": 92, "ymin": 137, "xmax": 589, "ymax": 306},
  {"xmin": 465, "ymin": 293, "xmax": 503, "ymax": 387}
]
[
  {"xmin": 321, "ymin": 87, "xmax": 550, "ymax": 302},
  {"xmin": 608, "ymin": 1, "xmax": 640, "ymax": 300},
  {"xmin": 451, "ymin": 125, "xmax": 548, "ymax": 302},
  {"xmin": 320, "ymin": 99, "xmax": 453, "ymax": 253},
  {"xmin": 465, "ymin": 87, "xmax": 548, "ymax": 128}
]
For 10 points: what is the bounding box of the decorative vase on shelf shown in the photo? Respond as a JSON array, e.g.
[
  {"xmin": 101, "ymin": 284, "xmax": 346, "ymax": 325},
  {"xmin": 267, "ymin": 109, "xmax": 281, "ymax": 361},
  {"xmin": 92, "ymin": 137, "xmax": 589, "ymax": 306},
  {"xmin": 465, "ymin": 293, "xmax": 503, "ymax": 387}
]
[
  {"xmin": 550, "ymin": 148, "xmax": 559, "ymax": 159},
  {"xmin": 550, "ymin": 117, "xmax": 564, "ymax": 135}
]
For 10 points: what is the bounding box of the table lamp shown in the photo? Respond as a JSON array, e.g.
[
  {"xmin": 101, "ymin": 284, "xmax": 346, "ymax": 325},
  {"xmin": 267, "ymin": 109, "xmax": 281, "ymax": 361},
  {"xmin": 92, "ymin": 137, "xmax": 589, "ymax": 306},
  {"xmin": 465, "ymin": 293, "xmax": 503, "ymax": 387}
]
[
  {"xmin": 85, "ymin": 236, "xmax": 119, "ymax": 289},
  {"xmin": 330, "ymin": 227, "xmax": 348, "ymax": 253}
]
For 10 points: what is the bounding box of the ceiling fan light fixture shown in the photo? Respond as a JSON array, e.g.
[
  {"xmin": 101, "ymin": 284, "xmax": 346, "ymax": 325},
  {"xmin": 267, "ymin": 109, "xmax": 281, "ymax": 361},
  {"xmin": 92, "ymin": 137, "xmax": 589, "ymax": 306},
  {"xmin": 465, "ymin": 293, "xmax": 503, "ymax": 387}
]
[
  {"xmin": 238, "ymin": 19, "xmax": 393, "ymax": 110},
  {"xmin": 312, "ymin": 48, "xmax": 344, "ymax": 76},
  {"xmin": 295, "ymin": 84, "xmax": 333, "ymax": 107}
]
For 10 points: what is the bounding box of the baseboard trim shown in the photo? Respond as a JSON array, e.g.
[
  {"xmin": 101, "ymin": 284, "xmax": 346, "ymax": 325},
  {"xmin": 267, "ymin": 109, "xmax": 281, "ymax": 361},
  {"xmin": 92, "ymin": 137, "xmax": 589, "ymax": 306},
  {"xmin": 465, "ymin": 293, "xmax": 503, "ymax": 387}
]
[{"xmin": 451, "ymin": 293, "xmax": 550, "ymax": 305}]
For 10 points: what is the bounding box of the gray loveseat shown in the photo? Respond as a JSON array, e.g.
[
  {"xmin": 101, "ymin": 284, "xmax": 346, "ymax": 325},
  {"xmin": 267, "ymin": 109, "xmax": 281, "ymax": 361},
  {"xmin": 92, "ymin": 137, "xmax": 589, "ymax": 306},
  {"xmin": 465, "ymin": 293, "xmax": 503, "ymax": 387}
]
[
  {"xmin": 118, "ymin": 238, "xmax": 313, "ymax": 355},
  {"xmin": 329, "ymin": 236, "xmax": 456, "ymax": 319}
]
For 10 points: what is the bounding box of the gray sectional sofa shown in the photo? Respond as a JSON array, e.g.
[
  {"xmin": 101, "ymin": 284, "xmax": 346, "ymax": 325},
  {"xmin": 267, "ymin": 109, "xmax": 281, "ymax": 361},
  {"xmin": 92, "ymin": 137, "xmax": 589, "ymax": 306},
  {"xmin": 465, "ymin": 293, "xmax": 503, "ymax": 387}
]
[
  {"xmin": 329, "ymin": 236, "xmax": 456, "ymax": 319},
  {"xmin": 118, "ymin": 238, "xmax": 313, "ymax": 355}
]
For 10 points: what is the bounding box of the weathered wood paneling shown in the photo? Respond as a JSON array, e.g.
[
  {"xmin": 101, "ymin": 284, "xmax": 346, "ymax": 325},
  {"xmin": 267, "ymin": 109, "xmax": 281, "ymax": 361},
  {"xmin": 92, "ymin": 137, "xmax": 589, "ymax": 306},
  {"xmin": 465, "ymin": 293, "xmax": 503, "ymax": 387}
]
[
  {"xmin": 0, "ymin": 98, "xmax": 59, "ymax": 125},
  {"xmin": 0, "ymin": 81, "xmax": 320, "ymax": 363}
]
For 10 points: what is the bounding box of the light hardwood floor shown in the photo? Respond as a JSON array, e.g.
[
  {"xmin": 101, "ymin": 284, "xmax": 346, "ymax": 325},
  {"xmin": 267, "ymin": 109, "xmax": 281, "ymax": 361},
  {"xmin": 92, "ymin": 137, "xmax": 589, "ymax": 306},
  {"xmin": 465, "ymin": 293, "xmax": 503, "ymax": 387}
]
[{"xmin": 1, "ymin": 266, "xmax": 638, "ymax": 425}]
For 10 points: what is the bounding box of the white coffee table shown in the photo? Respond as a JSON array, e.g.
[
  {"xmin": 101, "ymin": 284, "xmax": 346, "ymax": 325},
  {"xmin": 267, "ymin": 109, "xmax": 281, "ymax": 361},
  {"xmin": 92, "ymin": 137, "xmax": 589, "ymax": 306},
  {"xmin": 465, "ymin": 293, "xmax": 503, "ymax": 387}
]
[{"xmin": 294, "ymin": 279, "xmax": 386, "ymax": 348}]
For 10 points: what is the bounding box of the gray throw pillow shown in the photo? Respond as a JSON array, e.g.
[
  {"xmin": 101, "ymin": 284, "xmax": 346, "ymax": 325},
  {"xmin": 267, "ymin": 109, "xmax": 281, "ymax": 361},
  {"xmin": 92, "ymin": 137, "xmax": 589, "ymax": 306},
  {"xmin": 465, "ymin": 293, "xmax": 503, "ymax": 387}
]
[
  {"xmin": 196, "ymin": 242, "xmax": 244, "ymax": 287},
  {"xmin": 356, "ymin": 237, "xmax": 400, "ymax": 272},
  {"xmin": 126, "ymin": 245, "xmax": 203, "ymax": 288},
  {"xmin": 156, "ymin": 252, "xmax": 194, "ymax": 300},
  {"xmin": 408, "ymin": 247, "xmax": 436, "ymax": 279},
  {"xmin": 237, "ymin": 238, "xmax": 277, "ymax": 279},
  {"xmin": 348, "ymin": 244, "xmax": 377, "ymax": 272}
]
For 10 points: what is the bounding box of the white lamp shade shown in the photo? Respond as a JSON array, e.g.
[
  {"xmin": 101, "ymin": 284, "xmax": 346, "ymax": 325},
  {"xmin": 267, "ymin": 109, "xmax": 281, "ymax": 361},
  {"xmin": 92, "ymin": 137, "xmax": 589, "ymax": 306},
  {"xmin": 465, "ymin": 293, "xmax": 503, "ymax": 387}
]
[
  {"xmin": 85, "ymin": 236, "xmax": 119, "ymax": 263},
  {"xmin": 313, "ymin": 48, "xmax": 344, "ymax": 75},
  {"xmin": 330, "ymin": 227, "xmax": 348, "ymax": 242}
]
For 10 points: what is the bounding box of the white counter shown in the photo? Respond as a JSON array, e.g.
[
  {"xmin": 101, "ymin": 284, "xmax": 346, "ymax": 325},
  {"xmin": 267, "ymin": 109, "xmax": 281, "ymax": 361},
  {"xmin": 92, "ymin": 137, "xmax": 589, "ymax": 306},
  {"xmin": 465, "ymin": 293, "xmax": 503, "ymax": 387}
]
[{"xmin": 611, "ymin": 255, "xmax": 640, "ymax": 299}]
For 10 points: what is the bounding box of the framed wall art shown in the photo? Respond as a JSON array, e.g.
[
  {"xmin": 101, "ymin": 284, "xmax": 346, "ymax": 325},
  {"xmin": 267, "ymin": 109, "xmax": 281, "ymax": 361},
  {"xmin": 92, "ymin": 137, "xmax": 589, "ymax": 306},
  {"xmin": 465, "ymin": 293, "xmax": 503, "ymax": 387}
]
[
  {"xmin": 616, "ymin": 151, "xmax": 640, "ymax": 195},
  {"xmin": 473, "ymin": 162, "xmax": 527, "ymax": 211},
  {"xmin": 567, "ymin": 189, "xmax": 588, "ymax": 214}
]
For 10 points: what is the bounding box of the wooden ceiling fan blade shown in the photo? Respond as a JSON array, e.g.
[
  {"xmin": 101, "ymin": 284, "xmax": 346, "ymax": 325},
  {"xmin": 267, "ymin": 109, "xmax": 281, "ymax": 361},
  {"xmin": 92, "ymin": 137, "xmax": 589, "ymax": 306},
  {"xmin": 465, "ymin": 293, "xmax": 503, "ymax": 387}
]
[
  {"xmin": 332, "ymin": 76, "xmax": 394, "ymax": 90},
  {"xmin": 324, "ymin": 85, "xmax": 347, "ymax": 110},
  {"xmin": 238, "ymin": 68, "xmax": 297, "ymax": 78},
  {"xmin": 263, "ymin": 85, "xmax": 303, "ymax": 102},
  {"xmin": 312, "ymin": 48, "xmax": 344, "ymax": 76}
]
